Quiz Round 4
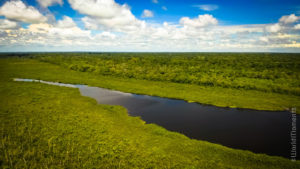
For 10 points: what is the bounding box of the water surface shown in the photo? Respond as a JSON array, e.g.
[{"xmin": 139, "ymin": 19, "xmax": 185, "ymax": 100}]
[{"xmin": 14, "ymin": 78, "xmax": 300, "ymax": 159}]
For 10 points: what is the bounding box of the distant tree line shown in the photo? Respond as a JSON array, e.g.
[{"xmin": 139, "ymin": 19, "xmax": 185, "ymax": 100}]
[{"xmin": 30, "ymin": 52, "xmax": 300, "ymax": 96}]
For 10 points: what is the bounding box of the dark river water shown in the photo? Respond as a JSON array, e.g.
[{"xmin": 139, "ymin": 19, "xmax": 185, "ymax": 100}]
[{"xmin": 14, "ymin": 78, "xmax": 300, "ymax": 159}]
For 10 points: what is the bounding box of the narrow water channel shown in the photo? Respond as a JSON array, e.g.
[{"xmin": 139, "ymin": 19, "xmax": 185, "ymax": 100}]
[{"xmin": 14, "ymin": 78, "xmax": 300, "ymax": 159}]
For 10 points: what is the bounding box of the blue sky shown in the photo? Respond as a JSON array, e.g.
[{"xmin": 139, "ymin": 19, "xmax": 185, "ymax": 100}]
[
  {"xmin": 0, "ymin": 0, "xmax": 300, "ymax": 52},
  {"xmin": 16, "ymin": 0, "xmax": 300, "ymax": 24}
]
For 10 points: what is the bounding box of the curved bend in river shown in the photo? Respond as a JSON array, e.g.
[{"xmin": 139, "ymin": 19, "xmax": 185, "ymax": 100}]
[{"xmin": 14, "ymin": 78, "xmax": 300, "ymax": 159}]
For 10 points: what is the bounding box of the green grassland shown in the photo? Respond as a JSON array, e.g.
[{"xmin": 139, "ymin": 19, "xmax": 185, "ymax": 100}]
[
  {"xmin": 3, "ymin": 53, "xmax": 300, "ymax": 111},
  {"xmin": 35, "ymin": 53, "xmax": 300, "ymax": 97},
  {"xmin": 0, "ymin": 57, "xmax": 299, "ymax": 168}
]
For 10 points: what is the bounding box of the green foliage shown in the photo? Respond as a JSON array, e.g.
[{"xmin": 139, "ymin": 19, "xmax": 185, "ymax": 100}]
[
  {"xmin": 1, "ymin": 61, "xmax": 299, "ymax": 168},
  {"xmin": 0, "ymin": 57, "xmax": 299, "ymax": 111},
  {"xmin": 32, "ymin": 52, "xmax": 300, "ymax": 96}
]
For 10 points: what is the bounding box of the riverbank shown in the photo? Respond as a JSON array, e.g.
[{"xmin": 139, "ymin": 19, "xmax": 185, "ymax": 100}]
[
  {"xmin": 13, "ymin": 78, "xmax": 298, "ymax": 158},
  {"xmin": 1, "ymin": 58, "xmax": 299, "ymax": 168},
  {"xmin": 1, "ymin": 58, "xmax": 299, "ymax": 112}
]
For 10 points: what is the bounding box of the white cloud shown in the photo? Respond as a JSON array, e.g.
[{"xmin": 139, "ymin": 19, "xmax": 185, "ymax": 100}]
[
  {"xmin": 194, "ymin": 4, "xmax": 218, "ymax": 11},
  {"xmin": 81, "ymin": 15, "xmax": 146, "ymax": 32},
  {"xmin": 0, "ymin": 0, "xmax": 47, "ymax": 23},
  {"xmin": 142, "ymin": 10, "xmax": 154, "ymax": 18},
  {"xmin": 0, "ymin": 11, "xmax": 300, "ymax": 52},
  {"xmin": 279, "ymin": 14, "xmax": 299, "ymax": 24},
  {"xmin": 152, "ymin": 0, "xmax": 158, "ymax": 4},
  {"xmin": 215, "ymin": 25, "xmax": 264, "ymax": 34},
  {"xmin": 94, "ymin": 31, "xmax": 116, "ymax": 39},
  {"xmin": 259, "ymin": 37, "xmax": 269, "ymax": 43},
  {"xmin": 27, "ymin": 23, "xmax": 52, "ymax": 33},
  {"xmin": 9, "ymin": 21, "xmax": 92, "ymax": 46},
  {"xmin": 56, "ymin": 16, "xmax": 77, "ymax": 28},
  {"xmin": 68, "ymin": 0, "xmax": 144, "ymax": 31},
  {"xmin": 294, "ymin": 24, "xmax": 300, "ymax": 30},
  {"xmin": 162, "ymin": 6, "xmax": 167, "ymax": 11},
  {"xmin": 49, "ymin": 27, "xmax": 90, "ymax": 38},
  {"xmin": 68, "ymin": 0, "xmax": 130, "ymax": 19},
  {"xmin": 0, "ymin": 19, "xmax": 18, "ymax": 29},
  {"xmin": 81, "ymin": 17, "xmax": 99, "ymax": 30},
  {"xmin": 266, "ymin": 23, "xmax": 281, "ymax": 33},
  {"xmin": 180, "ymin": 14, "xmax": 218, "ymax": 28},
  {"xmin": 36, "ymin": 0, "xmax": 63, "ymax": 8}
]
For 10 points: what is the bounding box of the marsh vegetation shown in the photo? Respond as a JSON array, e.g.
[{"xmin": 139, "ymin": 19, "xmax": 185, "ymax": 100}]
[{"xmin": 1, "ymin": 53, "xmax": 299, "ymax": 168}]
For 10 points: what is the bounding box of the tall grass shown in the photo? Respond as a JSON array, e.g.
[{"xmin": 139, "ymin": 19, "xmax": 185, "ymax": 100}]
[{"xmin": 1, "ymin": 78, "xmax": 299, "ymax": 168}]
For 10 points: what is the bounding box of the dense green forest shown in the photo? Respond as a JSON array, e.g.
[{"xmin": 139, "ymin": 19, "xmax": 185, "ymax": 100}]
[{"xmin": 32, "ymin": 53, "xmax": 300, "ymax": 96}]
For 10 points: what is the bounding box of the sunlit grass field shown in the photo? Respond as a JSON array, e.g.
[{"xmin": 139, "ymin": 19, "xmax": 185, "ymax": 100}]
[
  {"xmin": 35, "ymin": 53, "xmax": 300, "ymax": 97},
  {"xmin": 1, "ymin": 57, "xmax": 299, "ymax": 168},
  {"xmin": 2, "ymin": 54, "xmax": 300, "ymax": 111}
]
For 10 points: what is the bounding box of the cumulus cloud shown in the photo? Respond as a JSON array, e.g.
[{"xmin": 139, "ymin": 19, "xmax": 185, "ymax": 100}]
[
  {"xmin": 180, "ymin": 14, "xmax": 218, "ymax": 28},
  {"xmin": 279, "ymin": 14, "xmax": 299, "ymax": 24},
  {"xmin": 259, "ymin": 36, "xmax": 269, "ymax": 43},
  {"xmin": 142, "ymin": 10, "xmax": 154, "ymax": 18},
  {"xmin": 37, "ymin": 0, "xmax": 63, "ymax": 8},
  {"xmin": 68, "ymin": 0, "xmax": 130, "ymax": 19},
  {"xmin": 194, "ymin": 4, "xmax": 218, "ymax": 11},
  {"xmin": 49, "ymin": 26, "xmax": 90, "ymax": 38},
  {"xmin": 81, "ymin": 15, "xmax": 146, "ymax": 32},
  {"xmin": 0, "ymin": 0, "xmax": 47, "ymax": 23},
  {"xmin": 81, "ymin": 17, "xmax": 99, "ymax": 30},
  {"xmin": 0, "ymin": 19, "xmax": 18, "ymax": 29},
  {"xmin": 56, "ymin": 16, "xmax": 77, "ymax": 28},
  {"xmin": 7, "ymin": 21, "xmax": 92, "ymax": 47},
  {"xmin": 0, "ymin": 9, "xmax": 299, "ymax": 52},
  {"xmin": 68, "ymin": 0, "xmax": 144, "ymax": 31},
  {"xmin": 266, "ymin": 23, "xmax": 281, "ymax": 33},
  {"xmin": 27, "ymin": 23, "xmax": 51, "ymax": 33},
  {"xmin": 94, "ymin": 31, "xmax": 116, "ymax": 39},
  {"xmin": 294, "ymin": 24, "xmax": 300, "ymax": 30}
]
